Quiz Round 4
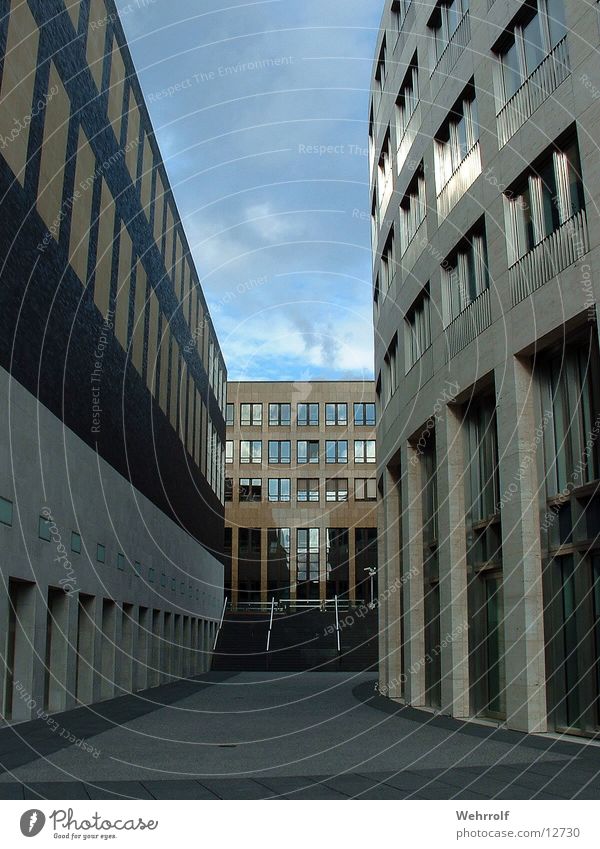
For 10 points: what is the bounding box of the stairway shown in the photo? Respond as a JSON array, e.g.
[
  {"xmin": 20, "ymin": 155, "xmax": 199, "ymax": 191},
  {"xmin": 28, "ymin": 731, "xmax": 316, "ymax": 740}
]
[{"xmin": 212, "ymin": 606, "xmax": 379, "ymax": 672}]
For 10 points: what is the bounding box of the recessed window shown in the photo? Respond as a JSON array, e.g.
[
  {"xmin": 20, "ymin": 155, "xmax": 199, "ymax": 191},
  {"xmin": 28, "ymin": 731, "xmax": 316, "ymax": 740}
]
[
  {"xmin": 39, "ymin": 516, "xmax": 52, "ymax": 541},
  {"xmin": 297, "ymin": 440, "xmax": 320, "ymax": 464},
  {"xmin": 268, "ymin": 440, "xmax": 291, "ymax": 464},
  {"xmin": 354, "ymin": 403, "xmax": 376, "ymax": 427},
  {"xmin": 355, "ymin": 478, "xmax": 378, "ymax": 501},
  {"xmin": 380, "ymin": 232, "xmax": 395, "ymax": 297},
  {"xmin": 325, "ymin": 403, "xmax": 348, "ymax": 426},
  {"xmin": 226, "ymin": 440, "xmax": 234, "ymax": 464},
  {"xmin": 429, "ymin": 0, "xmax": 470, "ymax": 65},
  {"xmin": 396, "ymin": 54, "xmax": 419, "ymax": 147},
  {"xmin": 117, "ymin": 552, "xmax": 125, "ymax": 570},
  {"xmin": 226, "ymin": 403, "xmax": 234, "ymax": 426},
  {"xmin": 325, "ymin": 440, "xmax": 348, "ymax": 463},
  {"xmin": 71, "ymin": 531, "xmax": 81, "ymax": 554},
  {"xmin": 97, "ymin": 543, "xmax": 105, "ymax": 563},
  {"xmin": 0, "ymin": 496, "xmax": 13, "ymax": 526},
  {"xmin": 326, "ymin": 478, "xmax": 348, "ymax": 502},
  {"xmin": 405, "ymin": 285, "xmax": 432, "ymax": 370},
  {"xmin": 442, "ymin": 222, "xmax": 489, "ymax": 325},
  {"xmin": 269, "ymin": 403, "xmax": 291, "ymax": 426},
  {"xmin": 240, "ymin": 440, "xmax": 262, "ymax": 464},
  {"xmin": 297, "ymin": 403, "xmax": 319, "ymax": 426},
  {"xmin": 240, "ymin": 403, "xmax": 262, "ymax": 426},
  {"xmin": 171, "ymin": 577, "xmax": 176, "ymax": 591},
  {"xmin": 383, "ymin": 334, "xmax": 398, "ymax": 405},
  {"xmin": 434, "ymin": 88, "xmax": 479, "ymax": 191},
  {"xmin": 240, "ymin": 478, "xmax": 262, "ymax": 502},
  {"xmin": 161, "ymin": 571, "xmax": 167, "ymax": 587},
  {"xmin": 149, "ymin": 566, "xmax": 155, "ymax": 582},
  {"xmin": 298, "ymin": 478, "xmax": 319, "ymax": 503},
  {"xmin": 268, "ymin": 478, "xmax": 291, "ymax": 502},
  {"xmin": 400, "ymin": 164, "xmax": 426, "ymax": 255},
  {"xmin": 225, "ymin": 477, "xmax": 233, "ymax": 501},
  {"xmin": 355, "ymin": 440, "xmax": 376, "ymax": 464}
]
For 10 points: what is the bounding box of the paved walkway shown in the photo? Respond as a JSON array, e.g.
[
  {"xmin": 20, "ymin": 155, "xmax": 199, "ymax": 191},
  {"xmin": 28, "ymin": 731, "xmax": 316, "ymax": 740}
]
[{"xmin": 0, "ymin": 672, "xmax": 598, "ymax": 799}]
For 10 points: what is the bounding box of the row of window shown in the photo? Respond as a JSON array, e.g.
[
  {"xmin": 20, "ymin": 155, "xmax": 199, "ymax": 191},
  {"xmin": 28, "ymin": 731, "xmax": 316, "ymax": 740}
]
[
  {"xmin": 226, "ymin": 402, "xmax": 376, "ymax": 428},
  {"xmin": 225, "ymin": 477, "xmax": 377, "ymax": 503},
  {"xmin": 226, "ymin": 526, "xmax": 377, "ymax": 560},
  {"xmin": 225, "ymin": 440, "xmax": 376, "ymax": 465}
]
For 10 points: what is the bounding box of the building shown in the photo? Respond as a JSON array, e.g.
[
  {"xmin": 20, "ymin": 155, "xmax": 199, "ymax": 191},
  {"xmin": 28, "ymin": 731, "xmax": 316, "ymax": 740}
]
[
  {"xmin": 0, "ymin": 0, "xmax": 226, "ymax": 722},
  {"xmin": 224, "ymin": 381, "xmax": 378, "ymax": 608},
  {"xmin": 371, "ymin": 0, "xmax": 600, "ymax": 736}
]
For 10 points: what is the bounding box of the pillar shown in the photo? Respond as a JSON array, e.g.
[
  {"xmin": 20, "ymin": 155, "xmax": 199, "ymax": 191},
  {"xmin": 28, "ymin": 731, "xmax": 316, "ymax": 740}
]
[{"xmin": 401, "ymin": 442, "xmax": 426, "ymax": 707}]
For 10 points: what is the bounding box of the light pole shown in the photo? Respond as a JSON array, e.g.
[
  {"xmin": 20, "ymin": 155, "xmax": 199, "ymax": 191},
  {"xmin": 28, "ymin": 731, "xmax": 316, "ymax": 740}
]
[{"xmin": 364, "ymin": 566, "xmax": 377, "ymax": 607}]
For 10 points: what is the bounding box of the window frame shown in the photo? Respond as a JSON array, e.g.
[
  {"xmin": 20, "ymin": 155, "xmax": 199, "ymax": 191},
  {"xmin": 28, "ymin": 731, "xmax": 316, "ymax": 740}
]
[{"xmin": 325, "ymin": 439, "xmax": 349, "ymax": 464}]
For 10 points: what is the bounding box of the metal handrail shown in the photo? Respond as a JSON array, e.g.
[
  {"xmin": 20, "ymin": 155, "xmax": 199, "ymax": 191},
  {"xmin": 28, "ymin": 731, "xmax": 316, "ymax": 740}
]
[
  {"xmin": 334, "ymin": 595, "xmax": 341, "ymax": 653},
  {"xmin": 266, "ymin": 597, "xmax": 275, "ymax": 652},
  {"xmin": 213, "ymin": 595, "xmax": 228, "ymax": 651}
]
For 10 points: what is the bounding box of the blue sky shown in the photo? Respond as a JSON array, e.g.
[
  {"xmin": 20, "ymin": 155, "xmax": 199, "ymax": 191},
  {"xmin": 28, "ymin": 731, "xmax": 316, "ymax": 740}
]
[{"xmin": 116, "ymin": 0, "xmax": 385, "ymax": 381}]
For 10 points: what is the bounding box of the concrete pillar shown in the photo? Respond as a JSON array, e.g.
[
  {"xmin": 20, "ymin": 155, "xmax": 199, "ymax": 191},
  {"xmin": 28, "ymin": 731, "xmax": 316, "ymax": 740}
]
[
  {"xmin": 118, "ymin": 603, "xmax": 134, "ymax": 693},
  {"xmin": 46, "ymin": 588, "xmax": 78, "ymax": 712},
  {"xmin": 401, "ymin": 442, "xmax": 426, "ymax": 707},
  {"xmin": 135, "ymin": 607, "xmax": 150, "ymax": 691},
  {"xmin": 100, "ymin": 599, "xmax": 118, "ymax": 701},
  {"xmin": 319, "ymin": 526, "xmax": 327, "ymax": 603},
  {"xmin": 9, "ymin": 581, "xmax": 47, "ymax": 722},
  {"xmin": 162, "ymin": 611, "xmax": 173, "ymax": 682},
  {"xmin": 182, "ymin": 615, "xmax": 191, "ymax": 677},
  {"xmin": 379, "ymin": 465, "xmax": 403, "ymax": 699},
  {"xmin": 0, "ymin": 578, "xmax": 11, "ymax": 719},
  {"xmin": 348, "ymin": 528, "xmax": 357, "ymax": 605},
  {"xmin": 232, "ymin": 530, "xmax": 239, "ymax": 610},
  {"xmin": 436, "ymin": 404, "xmax": 470, "ymax": 719},
  {"xmin": 260, "ymin": 528, "xmax": 268, "ymax": 604},
  {"xmin": 75, "ymin": 594, "xmax": 101, "ymax": 706},
  {"xmin": 495, "ymin": 356, "xmax": 547, "ymax": 733},
  {"xmin": 149, "ymin": 609, "xmax": 162, "ymax": 687}
]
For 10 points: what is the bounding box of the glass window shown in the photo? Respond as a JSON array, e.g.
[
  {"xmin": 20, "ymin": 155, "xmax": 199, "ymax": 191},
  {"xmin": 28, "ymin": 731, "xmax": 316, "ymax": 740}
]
[
  {"xmin": 326, "ymin": 440, "xmax": 348, "ymax": 463},
  {"xmin": 297, "ymin": 478, "xmax": 319, "ymax": 503},
  {"xmin": 297, "ymin": 440, "xmax": 319, "ymax": 464},
  {"xmin": 239, "ymin": 478, "xmax": 262, "ymax": 502},
  {"xmin": 268, "ymin": 440, "xmax": 291, "ymax": 464},
  {"xmin": 240, "ymin": 403, "xmax": 262, "ymax": 426},
  {"xmin": 355, "ymin": 440, "xmax": 376, "ymax": 463},
  {"xmin": 225, "ymin": 477, "xmax": 233, "ymax": 501},
  {"xmin": 71, "ymin": 531, "xmax": 81, "ymax": 553},
  {"xmin": 269, "ymin": 403, "xmax": 291, "ymax": 426},
  {"xmin": 502, "ymin": 38, "xmax": 522, "ymax": 101},
  {"xmin": 117, "ymin": 552, "xmax": 125, "ymax": 570},
  {"xmin": 268, "ymin": 478, "xmax": 291, "ymax": 502},
  {"xmin": 39, "ymin": 516, "xmax": 51, "ymax": 541},
  {"xmin": 325, "ymin": 403, "xmax": 348, "ymax": 426},
  {"xmin": 226, "ymin": 440, "xmax": 234, "ymax": 464},
  {"xmin": 226, "ymin": 403, "xmax": 234, "ymax": 426},
  {"xmin": 297, "ymin": 528, "xmax": 319, "ymax": 584},
  {"xmin": 297, "ymin": 403, "xmax": 319, "ymax": 426},
  {"xmin": 354, "ymin": 403, "xmax": 376, "ymax": 426},
  {"xmin": 240, "ymin": 440, "xmax": 262, "ymax": 464},
  {"xmin": 0, "ymin": 496, "xmax": 13, "ymax": 526},
  {"xmin": 97, "ymin": 543, "xmax": 105, "ymax": 562},
  {"xmin": 522, "ymin": 12, "xmax": 545, "ymax": 76},
  {"xmin": 355, "ymin": 478, "xmax": 377, "ymax": 500},
  {"xmin": 326, "ymin": 478, "xmax": 348, "ymax": 502}
]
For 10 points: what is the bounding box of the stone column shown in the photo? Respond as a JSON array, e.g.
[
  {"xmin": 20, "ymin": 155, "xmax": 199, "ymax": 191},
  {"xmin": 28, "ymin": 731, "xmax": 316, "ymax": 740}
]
[
  {"xmin": 10, "ymin": 582, "xmax": 46, "ymax": 722},
  {"xmin": 436, "ymin": 403, "xmax": 470, "ymax": 719},
  {"xmin": 379, "ymin": 464, "xmax": 402, "ymax": 700},
  {"xmin": 47, "ymin": 589, "xmax": 78, "ymax": 712},
  {"xmin": 495, "ymin": 356, "xmax": 547, "ymax": 733},
  {"xmin": 401, "ymin": 442, "xmax": 425, "ymax": 707},
  {"xmin": 261, "ymin": 528, "xmax": 268, "ymax": 605}
]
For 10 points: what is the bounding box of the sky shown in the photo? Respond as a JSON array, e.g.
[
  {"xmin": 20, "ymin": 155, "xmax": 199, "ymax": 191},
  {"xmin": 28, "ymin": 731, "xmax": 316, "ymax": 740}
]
[{"xmin": 115, "ymin": 0, "xmax": 385, "ymax": 381}]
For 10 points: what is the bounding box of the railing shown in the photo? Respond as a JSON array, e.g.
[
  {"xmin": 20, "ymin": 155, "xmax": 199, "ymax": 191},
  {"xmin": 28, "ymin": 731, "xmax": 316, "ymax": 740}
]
[
  {"xmin": 496, "ymin": 37, "xmax": 570, "ymax": 147},
  {"xmin": 231, "ymin": 597, "xmax": 362, "ymax": 613},
  {"xmin": 445, "ymin": 287, "xmax": 492, "ymax": 359},
  {"xmin": 213, "ymin": 595, "xmax": 228, "ymax": 650},
  {"xmin": 397, "ymin": 103, "xmax": 421, "ymax": 175},
  {"xmin": 509, "ymin": 209, "xmax": 589, "ymax": 307},
  {"xmin": 431, "ymin": 12, "xmax": 471, "ymax": 79},
  {"xmin": 334, "ymin": 596, "xmax": 341, "ymax": 653},
  {"xmin": 436, "ymin": 141, "xmax": 482, "ymax": 221},
  {"xmin": 266, "ymin": 597, "xmax": 275, "ymax": 651}
]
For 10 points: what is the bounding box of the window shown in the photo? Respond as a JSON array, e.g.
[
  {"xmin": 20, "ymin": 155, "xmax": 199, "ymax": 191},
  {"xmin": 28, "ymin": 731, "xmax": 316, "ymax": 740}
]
[
  {"xmin": 325, "ymin": 403, "xmax": 348, "ymax": 426},
  {"xmin": 268, "ymin": 440, "xmax": 291, "ymax": 464},
  {"xmin": 297, "ymin": 440, "xmax": 320, "ymax": 464},
  {"xmin": 97, "ymin": 543, "xmax": 105, "ymax": 563},
  {"xmin": 267, "ymin": 528, "xmax": 291, "ymax": 596},
  {"xmin": 298, "ymin": 478, "xmax": 319, "ymax": 502},
  {"xmin": 71, "ymin": 531, "xmax": 81, "ymax": 554},
  {"xmin": 355, "ymin": 440, "xmax": 376, "ymax": 464},
  {"xmin": 399, "ymin": 164, "xmax": 426, "ymax": 254},
  {"xmin": 225, "ymin": 477, "xmax": 233, "ymax": 502},
  {"xmin": 377, "ymin": 134, "xmax": 393, "ymax": 213},
  {"xmin": 326, "ymin": 440, "xmax": 348, "ymax": 463},
  {"xmin": 396, "ymin": 55, "xmax": 419, "ymax": 155},
  {"xmin": 297, "ymin": 403, "xmax": 319, "ymax": 426},
  {"xmin": 240, "ymin": 478, "xmax": 262, "ymax": 502},
  {"xmin": 434, "ymin": 89, "xmax": 479, "ymax": 191},
  {"xmin": 39, "ymin": 516, "xmax": 51, "ymax": 541},
  {"xmin": 240, "ymin": 403, "xmax": 262, "ymax": 426},
  {"xmin": 405, "ymin": 285, "xmax": 432, "ymax": 370},
  {"xmin": 148, "ymin": 566, "xmax": 155, "ymax": 582},
  {"xmin": 392, "ymin": 0, "xmax": 414, "ymax": 35},
  {"xmin": 442, "ymin": 223, "xmax": 489, "ymax": 325},
  {"xmin": 355, "ymin": 478, "xmax": 378, "ymax": 501},
  {"xmin": 504, "ymin": 137, "xmax": 584, "ymax": 265},
  {"xmin": 240, "ymin": 440, "xmax": 262, "ymax": 464},
  {"xmin": 269, "ymin": 403, "xmax": 291, "ymax": 426},
  {"xmin": 134, "ymin": 560, "xmax": 142, "ymax": 578},
  {"xmin": 354, "ymin": 403, "xmax": 376, "ymax": 426},
  {"xmin": 383, "ymin": 334, "xmax": 398, "ymax": 404},
  {"xmin": 117, "ymin": 552, "xmax": 125, "ymax": 570},
  {"xmin": 226, "ymin": 403, "xmax": 234, "ymax": 426},
  {"xmin": 326, "ymin": 478, "xmax": 348, "ymax": 502},
  {"xmin": 226, "ymin": 440, "xmax": 234, "ymax": 464},
  {"xmin": 465, "ymin": 398, "xmax": 500, "ymax": 523},
  {"xmin": 297, "ymin": 528, "xmax": 319, "ymax": 583},
  {"xmin": 0, "ymin": 496, "xmax": 13, "ymax": 526},
  {"xmin": 496, "ymin": 0, "xmax": 567, "ymax": 104},
  {"xmin": 430, "ymin": 0, "xmax": 470, "ymax": 63},
  {"xmin": 380, "ymin": 230, "xmax": 395, "ymax": 297},
  {"xmin": 268, "ymin": 478, "xmax": 291, "ymax": 502},
  {"xmin": 374, "ymin": 37, "xmax": 387, "ymax": 100}
]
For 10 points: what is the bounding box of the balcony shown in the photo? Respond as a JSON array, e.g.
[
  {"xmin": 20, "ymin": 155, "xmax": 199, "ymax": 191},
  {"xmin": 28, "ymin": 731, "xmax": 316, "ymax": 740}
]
[
  {"xmin": 431, "ymin": 12, "xmax": 471, "ymax": 79},
  {"xmin": 509, "ymin": 209, "xmax": 589, "ymax": 307},
  {"xmin": 436, "ymin": 141, "xmax": 481, "ymax": 221},
  {"xmin": 496, "ymin": 37, "xmax": 570, "ymax": 148},
  {"xmin": 445, "ymin": 287, "xmax": 492, "ymax": 359}
]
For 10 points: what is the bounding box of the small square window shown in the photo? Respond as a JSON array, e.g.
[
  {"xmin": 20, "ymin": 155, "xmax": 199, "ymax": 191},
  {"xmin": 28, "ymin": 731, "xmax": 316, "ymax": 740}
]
[
  {"xmin": 39, "ymin": 515, "xmax": 52, "ymax": 541},
  {"xmin": 0, "ymin": 496, "xmax": 13, "ymax": 526},
  {"xmin": 134, "ymin": 560, "xmax": 142, "ymax": 577},
  {"xmin": 71, "ymin": 531, "xmax": 81, "ymax": 554},
  {"xmin": 148, "ymin": 566, "xmax": 155, "ymax": 582},
  {"xmin": 161, "ymin": 571, "xmax": 167, "ymax": 587},
  {"xmin": 171, "ymin": 577, "xmax": 176, "ymax": 591},
  {"xmin": 97, "ymin": 543, "xmax": 105, "ymax": 563},
  {"xmin": 117, "ymin": 552, "xmax": 125, "ymax": 570}
]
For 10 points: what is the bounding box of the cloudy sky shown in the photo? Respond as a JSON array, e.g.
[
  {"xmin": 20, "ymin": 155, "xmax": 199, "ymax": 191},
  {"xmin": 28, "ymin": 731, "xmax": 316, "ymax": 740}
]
[{"xmin": 115, "ymin": 0, "xmax": 384, "ymax": 381}]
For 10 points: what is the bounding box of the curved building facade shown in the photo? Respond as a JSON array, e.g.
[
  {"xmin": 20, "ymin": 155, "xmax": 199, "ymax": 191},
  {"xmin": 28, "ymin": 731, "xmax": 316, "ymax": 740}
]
[{"xmin": 371, "ymin": 0, "xmax": 600, "ymax": 735}]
